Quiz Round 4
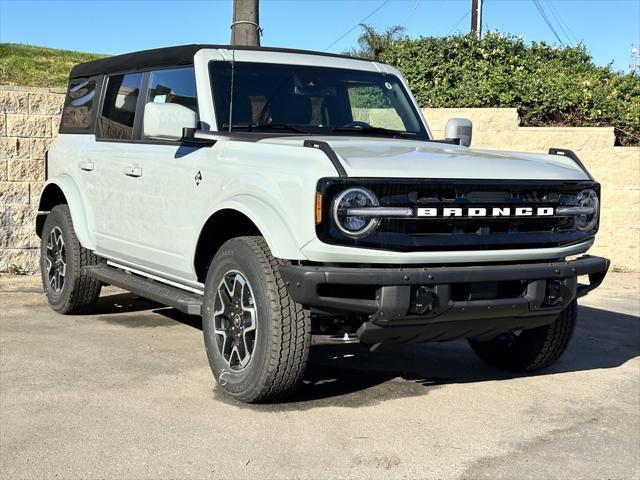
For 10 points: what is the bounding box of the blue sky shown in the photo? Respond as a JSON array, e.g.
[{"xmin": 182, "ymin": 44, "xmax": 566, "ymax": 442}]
[{"xmin": 1, "ymin": 0, "xmax": 639, "ymax": 71}]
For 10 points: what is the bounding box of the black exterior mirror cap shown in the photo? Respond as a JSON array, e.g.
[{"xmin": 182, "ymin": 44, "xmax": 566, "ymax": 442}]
[{"xmin": 181, "ymin": 128, "xmax": 218, "ymax": 145}]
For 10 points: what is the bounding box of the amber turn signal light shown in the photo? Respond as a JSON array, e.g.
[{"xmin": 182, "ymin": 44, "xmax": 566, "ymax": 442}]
[{"xmin": 315, "ymin": 192, "xmax": 323, "ymax": 224}]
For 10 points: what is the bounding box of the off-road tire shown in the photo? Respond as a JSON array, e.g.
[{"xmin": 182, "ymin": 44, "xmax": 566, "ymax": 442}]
[
  {"xmin": 468, "ymin": 300, "xmax": 577, "ymax": 372},
  {"xmin": 202, "ymin": 236, "xmax": 311, "ymax": 403},
  {"xmin": 40, "ymin": 204, "xmax": 102, "ymax": 314}
]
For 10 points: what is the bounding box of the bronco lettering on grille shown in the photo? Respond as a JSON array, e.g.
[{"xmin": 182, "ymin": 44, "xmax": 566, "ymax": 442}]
[{"xmin": 416, "ymin": 207, "xmax": 555, "ymax": 217}]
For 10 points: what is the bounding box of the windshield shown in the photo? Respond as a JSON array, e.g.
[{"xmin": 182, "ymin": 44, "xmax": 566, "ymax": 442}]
[{"xmin": 209, "ymin": 61, "xmax": 428, "ymax": 140}]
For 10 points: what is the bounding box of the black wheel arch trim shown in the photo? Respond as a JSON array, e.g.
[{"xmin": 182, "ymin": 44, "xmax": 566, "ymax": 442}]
[
  {"xmin": 548, "ymin": 148, "xmax": 594, "ymax": 181},
  {"xmin": 303, "ymin": 140, "xmax": 348, "ymax": 178}
]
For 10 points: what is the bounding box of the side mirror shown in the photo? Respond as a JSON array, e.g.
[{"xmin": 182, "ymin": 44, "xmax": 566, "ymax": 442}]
[
  {"xmin": 143, "ymin": 103, "xmax": 197, "ymax": 141},
  {"xmin": 181, "ymin": 128, "xmax": 218, "ymax": 146},
  {"xmin": 444, "ymin": 118, "xmax": 473, "ymax": 147}
]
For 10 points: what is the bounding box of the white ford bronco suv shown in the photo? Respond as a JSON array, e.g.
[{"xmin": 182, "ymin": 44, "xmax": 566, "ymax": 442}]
[{"xmin": 38, "ymin": 44, "xmax": 609, "ymax": 403}]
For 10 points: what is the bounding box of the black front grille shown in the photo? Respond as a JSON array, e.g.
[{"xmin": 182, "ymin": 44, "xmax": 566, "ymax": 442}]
[
  {"xmin": 317, "ymin": 178, "xmax": 599, "ymax": 252},
  {"xmin": 385, "ymin": 216, "xmax": 575, "ymax": 236}
]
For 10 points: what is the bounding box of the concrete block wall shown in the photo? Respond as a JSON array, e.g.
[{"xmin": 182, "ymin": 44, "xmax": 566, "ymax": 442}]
[
  {"xmin": 0, "ymin": 86, "xmax": 65, "ymax": 273},
  {"xmin": 425, "ymin": 108, "xmax": 639, "ymax": 271},
  {"xmin": 0, "ymin": 86, "xmax": 638, "ymax": 272}
]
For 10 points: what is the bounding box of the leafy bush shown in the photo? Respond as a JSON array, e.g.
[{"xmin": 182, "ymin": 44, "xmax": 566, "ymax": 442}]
[{"xmin": 362, "ymin": 32, "xmax": 638, "ymax": 145}]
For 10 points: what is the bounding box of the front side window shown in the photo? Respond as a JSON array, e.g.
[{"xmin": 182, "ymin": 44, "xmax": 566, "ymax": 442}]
[
  {"xmin": 143, "ymin": 67, "xmax": 198, "ymax": 139},
  {"xmin": 99, "ymin": 72, "xmax": 143, "ymax": 140},
  {"xmin": 209, "ymin": 62, "xmax": 427, "ymax": 140}
]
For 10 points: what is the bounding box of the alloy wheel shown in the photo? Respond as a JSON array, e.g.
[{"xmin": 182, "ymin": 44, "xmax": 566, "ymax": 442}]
[
  {"xmin": 213, "ymin": 270, "xmax": 258, "ymax": 371},
  {"xmin": 45, "ymin": 226, "xmax": 66, "ymax": 293}
]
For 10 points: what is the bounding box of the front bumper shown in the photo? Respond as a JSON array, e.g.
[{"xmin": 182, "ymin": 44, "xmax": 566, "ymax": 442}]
[
  {"xmin": 299, "ymin": 237, "xmax": 595, "ymax": 264},
  {"xmin": 280, "ymin": 255, "xmax": 610, "ymax": 345}
]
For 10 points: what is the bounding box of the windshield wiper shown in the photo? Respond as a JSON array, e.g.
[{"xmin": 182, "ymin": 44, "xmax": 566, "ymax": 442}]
[
  {"xmin": 331, "ymin": 126, "xmax": 417, "ymax": 139},
  {"xmin": 223, "ymin": 123, "xmax": 310, "ymax": 134}
]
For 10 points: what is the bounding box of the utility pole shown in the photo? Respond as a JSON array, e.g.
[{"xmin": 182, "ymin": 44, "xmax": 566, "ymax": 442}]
[
  {"xmin": 470, "ymin": 0, "xmax": 483, "ymax": 39},
  {"xmin": 231, "ymin": 0, "xmax": 261, "ymax": 46}
]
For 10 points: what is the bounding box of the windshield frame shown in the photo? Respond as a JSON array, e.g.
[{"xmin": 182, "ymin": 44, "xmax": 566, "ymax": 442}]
[{"xmin": 208, "ymin": 60, "xmax": 430, "ymax": 141}]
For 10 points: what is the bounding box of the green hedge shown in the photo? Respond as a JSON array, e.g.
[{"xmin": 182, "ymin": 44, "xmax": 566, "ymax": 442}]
[{"xmin": 375, "ymin": 33, "xmax": 639, "ymax": 146}]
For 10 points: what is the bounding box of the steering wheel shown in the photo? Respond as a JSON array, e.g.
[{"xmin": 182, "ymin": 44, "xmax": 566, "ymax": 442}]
[{"xmin": 338, "ymin": 121, "xmax": 372, "ymax": 128}]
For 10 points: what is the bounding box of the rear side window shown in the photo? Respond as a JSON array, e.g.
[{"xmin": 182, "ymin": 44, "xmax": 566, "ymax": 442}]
[
  {"xmin": 60, "ymin": 79, "xmax": 98, "ymax": 132},
  {"xmin": 99, "ymin": 72, "xmax": 143, "ymax": 140}
]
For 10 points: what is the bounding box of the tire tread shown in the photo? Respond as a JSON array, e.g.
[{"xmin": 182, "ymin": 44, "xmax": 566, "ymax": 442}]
[
  {"xmin": 203, "ymin": 236, "xmax": 310, "ymax": 403},
  {"xmin": 526, "ymin": 300, "xmax": 577, "ymax": 371},
  {"xmin": 42, "ymin": 205, "xmax": 102, "ymax": 314},
  {"xmin": 469, "ymin": 300, "xmax": 577, "ymax": 372},
  {"xmin": 241, "ymin": 236, "xmax": 310, "ymax": 402}
]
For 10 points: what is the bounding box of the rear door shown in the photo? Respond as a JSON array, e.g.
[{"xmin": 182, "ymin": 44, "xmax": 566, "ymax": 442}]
[{"xmin": 89, "ymin": 71, "xmax": 146, "ymax": 263}]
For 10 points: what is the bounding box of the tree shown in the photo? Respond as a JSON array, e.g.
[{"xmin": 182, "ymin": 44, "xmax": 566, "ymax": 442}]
[{"xmin": 348, "ymin": 24, "xmax": 406, "ymax": 60}]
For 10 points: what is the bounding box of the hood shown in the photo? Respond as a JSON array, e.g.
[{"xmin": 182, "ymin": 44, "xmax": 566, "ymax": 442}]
[{"xmin": 258, "ymin": 136, "xmax": 590, "ymax": 180}]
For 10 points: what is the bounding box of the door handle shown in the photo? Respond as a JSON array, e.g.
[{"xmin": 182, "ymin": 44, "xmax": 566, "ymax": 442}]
[
  {"xmin": 123, "ymin": 166, "xmax": 143, "ymax": 178},
  {"xmin": 79, "ymin": 161, "xmax": 94, "ymax": 172}
]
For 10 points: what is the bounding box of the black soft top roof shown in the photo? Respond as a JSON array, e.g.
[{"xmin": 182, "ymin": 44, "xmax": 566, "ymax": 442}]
[{"xmin": 70, "ymin": 44, "xmax": 368, "ymax": 79}]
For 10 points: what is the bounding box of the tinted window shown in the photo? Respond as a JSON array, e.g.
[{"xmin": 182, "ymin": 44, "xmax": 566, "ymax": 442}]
[
  {"xmin": 61, "ymin": 79, "xmax": 97, "ymax": 130},
  {"xmin": 100, "ymin": 72, "xmax": 143, "ymax": 140},
  {"xmin": 147, "ymin": 67, "xmax": 197, "ymax": 110},
  {"xmin": 143, "ymin": 67, "xmax": 198, "ymax": 139},
  {"xmin": 210, "ymin": 62, "xmax": 427, "ymax": 140},
  {"xmin": 348, "ymin": 85, "xmax": 404, "ymax": 131}
]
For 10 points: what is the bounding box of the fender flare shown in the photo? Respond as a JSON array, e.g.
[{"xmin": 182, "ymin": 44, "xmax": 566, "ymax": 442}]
[
  {"xmin": 38, "ymin": 176, "xmax": 96, "ymax": 250},
  {"xmin": 197, "ymin": 195, "xmax": 309, "ymax": 261}
]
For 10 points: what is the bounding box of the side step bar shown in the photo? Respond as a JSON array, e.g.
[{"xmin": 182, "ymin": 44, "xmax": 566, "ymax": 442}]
[
  {"xmin": 84, "ymin": 265, "xmax": 203, "ymax": 315},
  {"xmin": 311, "ymin": 333, "xmax": 360, "ymax": 345}
]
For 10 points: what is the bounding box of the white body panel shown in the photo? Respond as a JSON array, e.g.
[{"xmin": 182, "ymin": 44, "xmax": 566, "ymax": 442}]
[
  {"xmin": 44, "ymin": 48, "xmax": 596, "ymax": 286},
  {"xmin": 259, "ymin": 136, "xmax": 589, "ymax": 180}
]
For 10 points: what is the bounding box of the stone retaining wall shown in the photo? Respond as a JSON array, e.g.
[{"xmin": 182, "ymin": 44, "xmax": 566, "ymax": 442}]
[
  {"xmin": 1, "ymin": 86, "xmax": 64, "ymax": 273},
  {"xmin": 425, "ymin": 108, "xmax": 639, "ymax": 271},
  {"xmin": 1, "ymin": 86, "xmax": 638, "ymax": 272}
]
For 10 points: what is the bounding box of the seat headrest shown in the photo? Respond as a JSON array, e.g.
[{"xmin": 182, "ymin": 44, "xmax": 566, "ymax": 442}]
[
  {"xmin": 322, "ymin": 96, "xmax": 351, "ymax": 126},
  {"xmin": 269, "ymin": 94, "xmax": 312, "ymax": 125}
]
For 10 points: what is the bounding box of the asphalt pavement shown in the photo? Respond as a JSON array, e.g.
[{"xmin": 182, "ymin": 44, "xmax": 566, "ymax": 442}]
[{"xmin": 1, "ymin": 272, "xmax": 638, "ymax": 479}]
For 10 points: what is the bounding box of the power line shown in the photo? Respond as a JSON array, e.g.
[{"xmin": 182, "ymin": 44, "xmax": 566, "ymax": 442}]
[
  {"xmin": 542, "ymin": 0, "xmax": 571, "ymax": 45},
  {"xmin": 399, "ymin": 0, "xmax": 421, "ymax": 32},
  {"xmin": 541, "ymin": 0, "xmax": 572, "ymax": 45},
  {"xmin": 324, "ymin": 0, "xmax": 392, "ymax": 51},
  {"xmin": 532, "ymin": 0, "xmax": 564, "ymax": 46},
  {"xmin": 544, "ymin": 0, "xmax": 580, "ymax": 45},
  {"xmin": 444, "ymin": 9, "xmax": 471, "ymax": 36}
]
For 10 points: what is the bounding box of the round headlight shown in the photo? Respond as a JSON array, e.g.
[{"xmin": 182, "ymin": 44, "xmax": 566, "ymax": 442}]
[
  {"xmin": 574, "ymin": 189, "xmax": 599, "ymax": 231},
  {"xmin": 332, "ymin": 187, "xmax": 380, "ymax": 238}
]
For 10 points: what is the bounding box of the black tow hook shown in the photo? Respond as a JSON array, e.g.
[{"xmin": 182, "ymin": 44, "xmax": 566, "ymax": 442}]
[
  {"xmin": 410, "ymin": 286, "xmax": 436, "ymax": 315},
  {"xmin": 547, "ymin": 279, "xmax": 570, "ymax": 306}
]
